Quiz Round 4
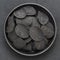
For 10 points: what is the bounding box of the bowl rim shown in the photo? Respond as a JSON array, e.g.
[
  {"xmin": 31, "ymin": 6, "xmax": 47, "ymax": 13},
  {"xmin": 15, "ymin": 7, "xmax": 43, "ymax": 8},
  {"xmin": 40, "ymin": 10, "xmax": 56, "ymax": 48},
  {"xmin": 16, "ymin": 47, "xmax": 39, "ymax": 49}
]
[{"xmin": 4, "ymin": 3, "xmax": 57, "ymax": 56}]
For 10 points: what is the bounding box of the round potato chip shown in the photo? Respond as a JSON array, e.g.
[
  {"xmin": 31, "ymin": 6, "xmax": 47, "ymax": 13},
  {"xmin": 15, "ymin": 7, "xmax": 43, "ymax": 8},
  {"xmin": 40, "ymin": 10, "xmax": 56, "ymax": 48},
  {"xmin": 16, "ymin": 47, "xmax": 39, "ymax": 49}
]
[
  {"xmin": 45, "ymin": 22, "xmax": 54, "ymax": 30},
  {"xmin": 8, "ymin": 31, "xmax": 18, "ymax": 42},
  {"xmin": 23, "ymin": 16, "xmax": 34, "ymax": 26},
  {"xmin": 13, "ymin": 38, "xmax": 26, "ymax": 49},
  {"xmin": 41, "ymin": 26, "xmax": 54, "ymax": 38},
  {"xmin": 29, "ymin": 26, "xmax": 44, "ymax": 41},
  {"xmin": 32, "ymin": 37, "xmax": 48, "ymax": 51},
  {"xmin": 37, "ymin": 11, "xmax": 49, "ymax": 25},
  {"xmin": 14, "ymin": 8, "xmax": 26, "ymax": 18},
  {"xmin": 34, "ymin": 40, "xmax": 46, "ymax": 50},
  {"xmin": 15, "ymin": 24, "xmax": 29, "ymax": 38},
  {"xmin": 24, "ymin": 6, "xmax": 36, "ymax": 15},
  {"xmin": 6, "ymin": 16, "xmax": 15, "ymax": 33}
]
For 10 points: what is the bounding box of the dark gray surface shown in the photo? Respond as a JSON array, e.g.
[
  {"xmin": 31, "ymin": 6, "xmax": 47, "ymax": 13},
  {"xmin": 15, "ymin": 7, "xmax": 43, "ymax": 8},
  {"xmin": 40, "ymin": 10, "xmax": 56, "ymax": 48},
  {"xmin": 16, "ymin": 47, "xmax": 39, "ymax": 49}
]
[{"xmin": 0, "ymin": 0, "xmax": 60, "ymax": 60}]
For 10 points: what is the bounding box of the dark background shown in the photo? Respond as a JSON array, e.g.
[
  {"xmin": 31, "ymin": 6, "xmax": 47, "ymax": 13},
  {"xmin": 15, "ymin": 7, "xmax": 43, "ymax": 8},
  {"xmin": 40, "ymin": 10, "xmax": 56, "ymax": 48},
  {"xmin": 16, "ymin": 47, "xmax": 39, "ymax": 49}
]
[{"xmin": 0, "ymin": 0, "xmax": 60, "ymax": 60}]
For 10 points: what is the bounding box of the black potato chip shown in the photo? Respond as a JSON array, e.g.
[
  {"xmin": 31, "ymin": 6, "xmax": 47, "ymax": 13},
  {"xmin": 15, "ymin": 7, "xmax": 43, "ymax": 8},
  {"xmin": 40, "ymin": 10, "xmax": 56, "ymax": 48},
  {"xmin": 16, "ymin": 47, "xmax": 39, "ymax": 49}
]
[
  {"xmin": 37, "ymin": 11, "xmax": 49, "ymax": 25},
  {"xmin": 15, "ymin": 24, "xmax": 29, "ymax": 38}
]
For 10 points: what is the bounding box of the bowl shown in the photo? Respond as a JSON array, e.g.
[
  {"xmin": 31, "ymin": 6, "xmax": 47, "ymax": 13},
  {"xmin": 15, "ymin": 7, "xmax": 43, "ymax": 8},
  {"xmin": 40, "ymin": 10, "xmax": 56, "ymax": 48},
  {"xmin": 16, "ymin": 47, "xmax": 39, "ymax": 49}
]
[{"xmin": 4, "ymin": 3, "xmax": 57, "ymax": 56}]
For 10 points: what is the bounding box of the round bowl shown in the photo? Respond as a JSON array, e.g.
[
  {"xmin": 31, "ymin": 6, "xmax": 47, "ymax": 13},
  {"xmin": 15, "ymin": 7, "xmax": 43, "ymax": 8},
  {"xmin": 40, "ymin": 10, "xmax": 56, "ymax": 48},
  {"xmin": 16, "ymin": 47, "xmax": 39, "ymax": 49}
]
[{"xmin": 4, "ymin": 3, "xmax": 57, "ymax": 56}]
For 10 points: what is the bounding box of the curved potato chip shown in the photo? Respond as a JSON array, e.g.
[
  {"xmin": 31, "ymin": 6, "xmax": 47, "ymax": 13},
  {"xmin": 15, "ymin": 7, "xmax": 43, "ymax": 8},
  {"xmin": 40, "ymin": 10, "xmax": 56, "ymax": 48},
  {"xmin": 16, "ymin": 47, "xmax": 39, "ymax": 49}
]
[
  {"xmin": 29, "ymin": 26, "xmax": 44, "ymax": 41},
  {"xmin": 8, "ymin": 31, "xmax": 18, "ymax": 42},
  {"xmin": 34, "ymin": 40, "xmax": 46, "ymax": 50},
  {"xmin": 6, "ymin": 16, "xmax": 15, "ymax": 33},
  {"xmin": 24, "ymin": 6, "xmax": 36, "ymax": 15},
  {"xmin": 37, "ymin": 11, "xmax": 49, "ymax": 25},
  {"xmin": 14, "ymin": 8, "xmax": 26, "ymax": 18},
  {"xmin": 15, "ymin": 24, "xmax": 29, "ymax": 38},
  {"xmin": 46, "ymin": 22, "xmax": 54, "ymax": 30},
  {"xmin": 13, "ymin": 38, "xmax": 26, "ymax": 49},
  {"xmin": 41, "ymin": 26, "xmax": 54, "ymax": 38}
]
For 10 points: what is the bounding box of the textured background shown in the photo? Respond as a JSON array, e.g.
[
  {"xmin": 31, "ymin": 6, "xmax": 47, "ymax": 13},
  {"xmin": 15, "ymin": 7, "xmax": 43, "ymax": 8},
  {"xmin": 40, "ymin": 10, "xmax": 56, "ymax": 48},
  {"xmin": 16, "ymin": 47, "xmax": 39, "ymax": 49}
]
[{"xmin": 0, "ymin": 0, "xmax": 60, "ymax": 60}]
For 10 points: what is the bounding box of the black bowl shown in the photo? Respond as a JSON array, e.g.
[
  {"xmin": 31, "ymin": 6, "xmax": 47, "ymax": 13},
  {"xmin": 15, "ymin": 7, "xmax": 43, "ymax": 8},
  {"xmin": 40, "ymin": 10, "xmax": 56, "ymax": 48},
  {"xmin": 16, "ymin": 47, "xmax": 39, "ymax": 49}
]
[{"xmin": 4, "ymin": 3, "xmax": 57, "ymax": 56}]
